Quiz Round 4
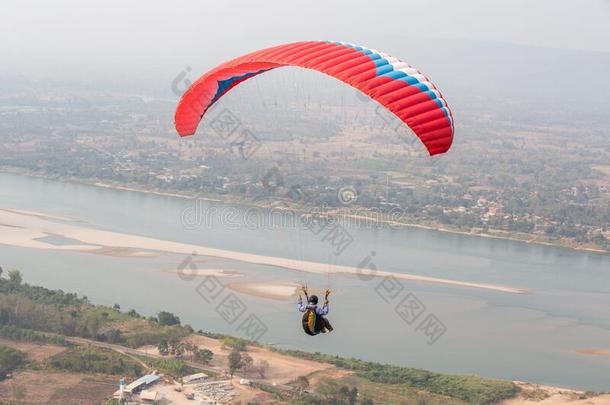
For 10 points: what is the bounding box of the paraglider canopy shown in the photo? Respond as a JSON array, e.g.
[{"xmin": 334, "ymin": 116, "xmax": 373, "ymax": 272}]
[{"xmin": 174, "ymin": 41, "xmax": 454, "ymax": 156}]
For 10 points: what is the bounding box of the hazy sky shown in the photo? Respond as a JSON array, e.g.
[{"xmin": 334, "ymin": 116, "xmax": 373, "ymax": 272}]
[{"xmin": 2, "ymin": 0, "xmax": 609, "ymax": 81}]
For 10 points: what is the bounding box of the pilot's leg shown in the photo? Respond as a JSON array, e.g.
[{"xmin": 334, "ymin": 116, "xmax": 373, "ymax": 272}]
[{"xmin": 322, "ymin": 317, "xmax": 333, "ymax": 332}]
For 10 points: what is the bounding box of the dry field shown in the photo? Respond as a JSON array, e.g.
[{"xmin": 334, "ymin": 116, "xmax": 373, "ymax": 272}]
[
  {"xmin": 0, "ymin": 338, "xmax": 66, "ymax": 362},
  {"xmin": 0, "ymin": 370, "xmax": 117, "ymax": 405}
]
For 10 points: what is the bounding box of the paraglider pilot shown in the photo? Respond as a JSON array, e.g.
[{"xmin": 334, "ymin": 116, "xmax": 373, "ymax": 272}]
[{"xmin": 298, "ymin": 285, "xmax": 333, "ymax": 335}]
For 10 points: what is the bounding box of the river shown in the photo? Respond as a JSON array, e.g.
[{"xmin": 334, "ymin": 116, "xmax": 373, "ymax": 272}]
[{"xmin": 1, "ymin": 172, "xmax": 609, "ymax": 390}]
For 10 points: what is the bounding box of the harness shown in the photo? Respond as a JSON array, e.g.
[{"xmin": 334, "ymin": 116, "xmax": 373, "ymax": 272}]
[{"xmin": 302, "ymin": 305, "xmax": 324, "ymax": 336}]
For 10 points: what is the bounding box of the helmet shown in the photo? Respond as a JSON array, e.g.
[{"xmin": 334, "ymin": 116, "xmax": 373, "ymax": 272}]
[{"xmin": 308, "ymin": 295, "xmax": 318, "ymax": 305}]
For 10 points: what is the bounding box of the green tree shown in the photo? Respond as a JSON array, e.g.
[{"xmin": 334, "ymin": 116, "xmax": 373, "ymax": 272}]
[
  {"xmin": 194, "ymin": 348, "xmax": 213, "ymax": 364},
  {"xmin": 157, "ymin": 311, "xmax": 181, "ymax": 326},
  {"xmin": 173, "ymin": 343, "xmax": 185, "ymax": 358},
  {"xmin": 7, "ymin": 269, "xmax": 22, "ymax": 285},
  {"xmin": 151, "ymin": 358, "xmax": 190, "ymax": 378},
  {"xmin": 158, "ymin": 340, "xmax": 169, "ymax": 355},
  {"xmin": 101, "ymin": 329, "xmax": 123, "ymax": 344},
  {"xmin": 0, "ymin": 345, "xmax": 26, "ymax": 380},
  {"xmin": 228, "ymin": 349, "xmax": 242, "ymax": 379},
  {"xmin": 85, "ymin": 314, "xmax": 101, "ymax": 338},
  {"xmin": 168, "ymin": 337, "xmax": 184, "ymax": 357},
  {"xmin": 240, "ymin": 352, "xmax": 253, "ymax": 374}
]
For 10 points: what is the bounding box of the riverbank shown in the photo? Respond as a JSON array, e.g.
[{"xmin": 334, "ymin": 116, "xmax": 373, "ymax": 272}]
[
  {"xmin": 501, "ymin": 382, "xmax": 610, "ymax": 404},
  {"xmin": 91, "ymin": 179, "xmax": 609, "ymax": 255},
  {"xmin": 3, "ymin": 168, "xmax": 605, "ymax": 255},
  {"xmin": 4, "ymin": 276, "xmax": 608, "ymax": 404}
]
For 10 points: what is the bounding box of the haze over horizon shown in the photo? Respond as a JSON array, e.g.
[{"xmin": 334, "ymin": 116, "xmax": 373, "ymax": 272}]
[{"xmin": 2, "ymin": 0, "xmax": 610, "ymax": 84}]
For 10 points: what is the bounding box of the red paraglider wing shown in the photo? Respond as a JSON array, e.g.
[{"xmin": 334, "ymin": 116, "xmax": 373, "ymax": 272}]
[{"xmin": 175, "ymin": 41, "xmax": 454, "ymax": 156}]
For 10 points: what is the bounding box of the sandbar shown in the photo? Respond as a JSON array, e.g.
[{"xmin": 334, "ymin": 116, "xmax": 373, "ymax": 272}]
[{"xmin": 0, "ymin": 208, "xmax": 528, "ymax": 294}]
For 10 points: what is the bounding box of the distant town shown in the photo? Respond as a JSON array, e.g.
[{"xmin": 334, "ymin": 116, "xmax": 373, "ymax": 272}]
[{"xmin": 1, "ymin": 78, "xmax": 608, "ymax": 252}]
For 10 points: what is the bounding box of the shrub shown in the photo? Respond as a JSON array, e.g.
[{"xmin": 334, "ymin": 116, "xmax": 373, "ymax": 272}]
[
  {"xmin": 0, "ymin": 345, "xmax": 26, "ymax": 379},
  {"xmin": 222, "ymin": 336, "xmax": 248, "ymax": 351},
  {"xmin": 124, "ymin": 325, "xmax": 190, "ymax": 348},
  {"xmin": 0, "ymin": 325, "xmax": 68, "ymax": 346},
  {"xmin": 157, "ymin": 311, "xmax": 181, "ymax": 326},
  {"xmin": 97, "ymin": 329, "xmax": 124, "ymax": 344},
  {"xmin": 148, "ymin": 358, "xmax": 194, "ymax": 378},
  {"xmin": 46, "ymin": 346, "xmax": 142, "ymax": 377},
  {"xmin": 194, "ymin": 348, "xmax": 213, "ymax": 364}
]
